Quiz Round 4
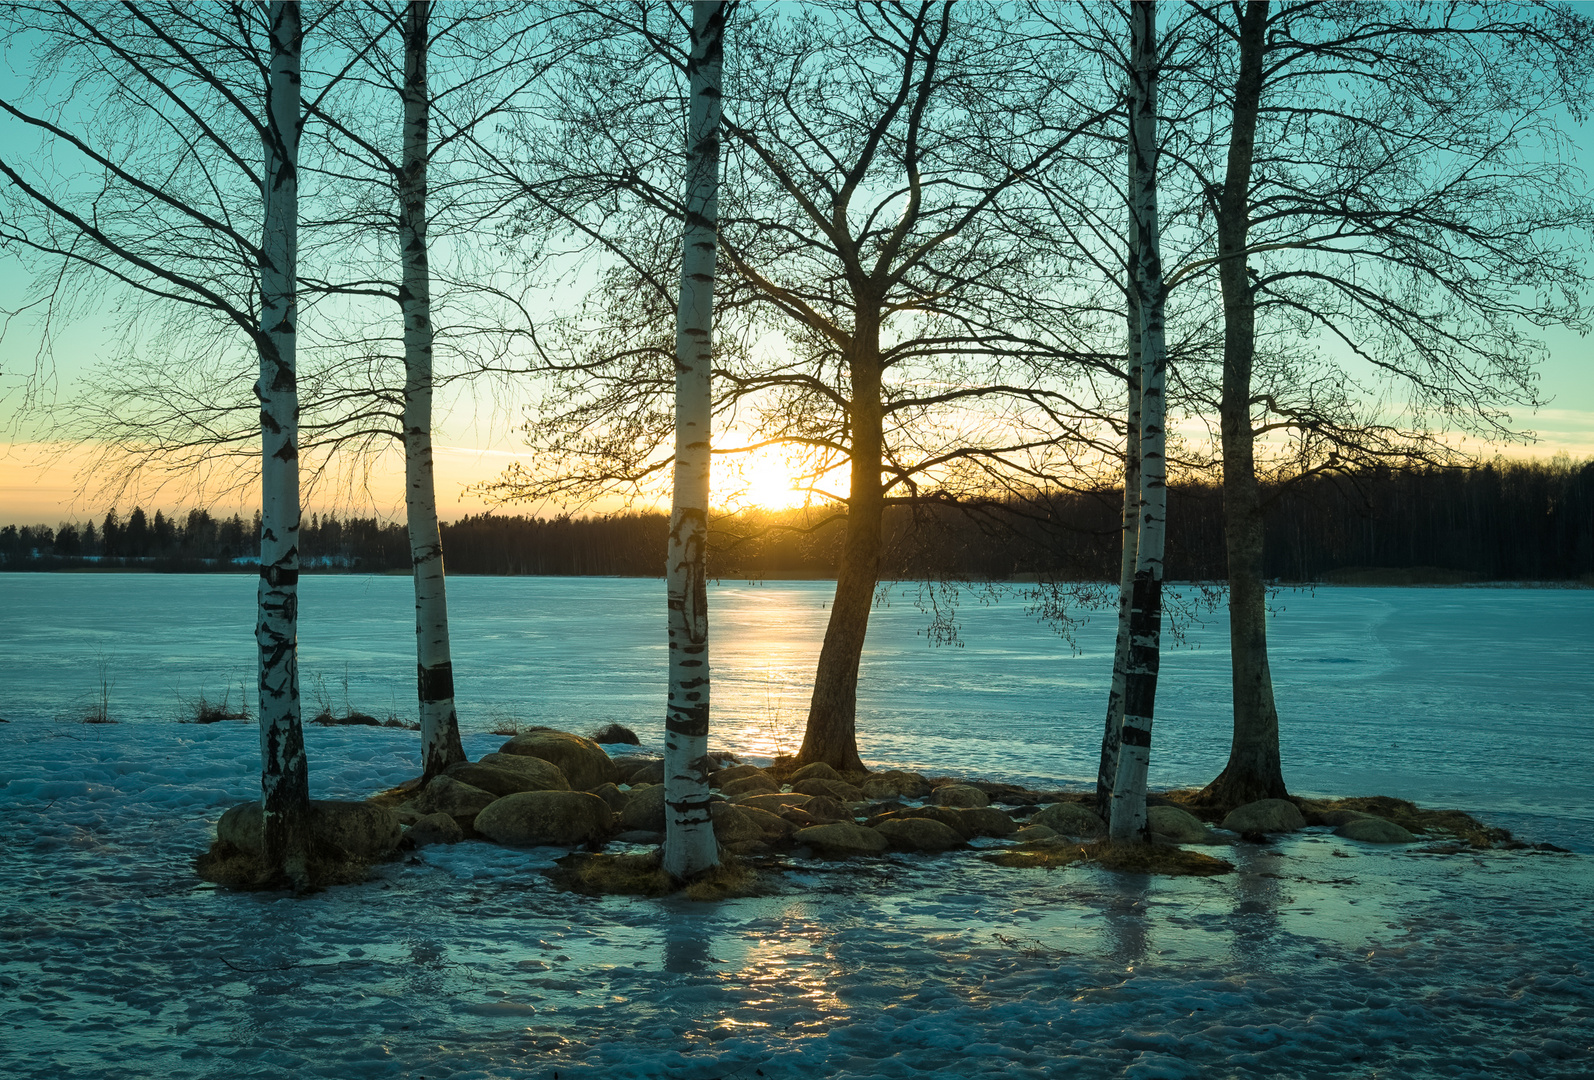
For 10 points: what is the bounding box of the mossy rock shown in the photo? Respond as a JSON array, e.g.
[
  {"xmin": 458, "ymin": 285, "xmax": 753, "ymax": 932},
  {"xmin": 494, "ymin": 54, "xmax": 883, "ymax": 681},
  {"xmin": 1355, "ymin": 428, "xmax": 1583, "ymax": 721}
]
[
  {"xmin": 890, "ymin": 805, "xmax": 976, "ymax": 839},
  {"xmin": 722, "ymin": 773, "xmax": 780, "ymax": 798},
  {"xmin": 710, "ymin": 802, "xmax": 767, "ymax": 844},
  {"xmin": 859, "ymin": 770, "xmax": 932, "ymax": 800},
  {"xmin": 1335, "ymin": 817, "xmax": 1417, "ymax": 844},
  {"xmin": 474, "ymin": 753, "xmax": 572, "ymax": 791},
  {"xmin": 1148, "ymin": 805, "xmax": 1216, "ymax": 844},
  {"xmin": 619, "ymin": 783, "xmax": 667, "ymax": 832},
  {"xmin": 589, "ymin": 782, "xmax": 626, "ymax": 812},
  {"xmin": 474, "ymin": 790, "xmax": 612, "ymax": 847},
  {"xmin": 930, "ymin": 784, "xmax": 990, "ymax": 808},
  {"xmin": 1221, "ymin": 799, "xmax": 1306, "ymax": 834},
  {"xmin": 710, "ymin": 763, "xmax": 767, "ymax": 787},
  {"xmin": 734, "ymin": 791, "xmax": 814, "ymax": 814},
  {"xmin": 498, "ymin": 729, "xmax": 616, "ymax": 790},
  {"xmin": 790, "ymin": 761, "xmax": 842, "ymax": 784},
  {"xmin": 545, "ymin": 850, "xmax": 761, "ymax": 900},
  {"xmin": 1030, "ymin": 802, "xmax": 1106, "ymax": 837},
  {"xmin": 793, "ymin": 777, "xmax": 865, "ymax": 802},
  {"xmin": 874, "ymin": 817, "xmax": 964, "ymax": 852},
  {"xmin": 611, "ymin": 755, "xmax": 662, "ymax": 784},
  {"xmin": 406, "ymin": 812, "xmax": 463, "ymax": 847},
  {"xmin": 445, "ymin": 760, "xmax": 565, "ymax": 798},
  {"xmin": 415, "ymin": 775, "xmax": 498, "ymax": 820},
  {"xmin": 216, "ymin": 799, "xmax": 401, "ymax": 859},
  {"xmin": 957, "ymin": 806, "xmax": 1018, "ymax": 837},
  {"xmin": 795, "ymin": 821, "xmax": 888, "ymax": 857}
]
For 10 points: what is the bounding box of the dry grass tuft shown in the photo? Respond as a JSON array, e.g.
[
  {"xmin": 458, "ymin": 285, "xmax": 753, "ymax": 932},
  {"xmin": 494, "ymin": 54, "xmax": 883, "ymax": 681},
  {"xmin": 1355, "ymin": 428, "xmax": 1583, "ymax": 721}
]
[
  {"xmin": 983, "ymin": 839, "xmax": 1234, "ymax": 876},
  {"xmin": 1299, "ymin": 796, "xmax": 1510, "ymax": 847},
  {"xmin": 1085, "ymin": 840, "xmax": 1234, "ymax": 876},
  {"xmin": 546, "ymin": 851, "xmax": 764, "ymax": 900},
  {"xmin": 981, "ymin": 844, "xmax": 1092, "ymax": 870},
  {"xmin": 194, "ymin": 839, "xmax": 374, "ymax": 892}
]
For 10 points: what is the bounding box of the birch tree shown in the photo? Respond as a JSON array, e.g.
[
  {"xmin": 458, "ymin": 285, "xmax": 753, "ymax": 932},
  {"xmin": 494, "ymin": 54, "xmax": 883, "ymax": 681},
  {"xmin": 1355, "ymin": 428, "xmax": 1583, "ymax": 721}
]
[
  {"xmin": 1175, "ymin": 0, "xmax": 1594, "ymax": 807},
  {"xmin": 0, "ymin": 1, "xmax": 314, "ymax": 883},
  {"xmin": 482, "ymin": 1, "xmax": 1123, "ymax": 771},
  {"xmin": 662, "ymin": 0, "xmax": 725, "ymax": 882},
  {"xmin": 256, "ymin": 0, "xmax": 309, "ymax": 883},
  {"xmin": 1107, "ymin": 0, "xmax": 1167, "ymax": 845}
]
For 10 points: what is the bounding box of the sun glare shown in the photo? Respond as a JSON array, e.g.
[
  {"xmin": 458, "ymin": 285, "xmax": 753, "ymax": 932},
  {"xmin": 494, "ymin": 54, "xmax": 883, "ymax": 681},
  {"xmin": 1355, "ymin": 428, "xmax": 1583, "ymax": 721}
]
[{"xmin": 713, "ymin": 445, "xmax": 814, "ymax": 511}]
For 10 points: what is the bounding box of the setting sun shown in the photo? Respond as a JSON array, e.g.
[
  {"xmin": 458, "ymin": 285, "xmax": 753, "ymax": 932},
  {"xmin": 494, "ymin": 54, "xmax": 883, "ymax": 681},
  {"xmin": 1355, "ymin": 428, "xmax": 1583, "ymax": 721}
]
[{"xmin": 712, "ymin": 445, "xmax": 818, "ymax": 511}]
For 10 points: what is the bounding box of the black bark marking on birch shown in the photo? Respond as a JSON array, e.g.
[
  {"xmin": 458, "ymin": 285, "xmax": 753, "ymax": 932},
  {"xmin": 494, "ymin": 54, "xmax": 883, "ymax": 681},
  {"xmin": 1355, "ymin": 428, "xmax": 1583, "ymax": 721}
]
[
  {"xmin": 665, "ymin": 714, "xmax": 709, "ymax": 738},
  {"xmin": 418, "ymin": 661, "xmax": 454, "ymax": 703},
  {"xmin": 1120, "ymin": 726, "xmax": 1152, "ymax": 748},
  {"xmin": 260, "ymin": 565, "xmax": 299, "ymax": 588}
]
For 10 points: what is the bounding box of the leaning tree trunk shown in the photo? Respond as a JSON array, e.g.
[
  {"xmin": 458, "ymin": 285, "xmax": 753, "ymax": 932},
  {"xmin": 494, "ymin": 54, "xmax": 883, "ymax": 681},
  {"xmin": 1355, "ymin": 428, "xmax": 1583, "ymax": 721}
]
[
  {"xmin": 257, "ymin": 0, "xmax": 310, "ymax": 887},
  {"xmin": 1096, "ymin": 185, "xmax": 1144, "ymax": 817},
  {"xmin": 797, "ymin": 337, "xmax": 881, "ymax": 774},
  {"xmin": 1109, "ymin": 0, "xmax": 1168, "ymax": 845},
  {"xmin": 663, "ymin": 0, "xmax": 726, "ymax": 882},
  {"xmin": 1201, "ymin": 0, "xmax": 1288, "ymax": 808},
  {"xmin": 399, "ymin": 0, "xmax": 466, "ymax": 781}
]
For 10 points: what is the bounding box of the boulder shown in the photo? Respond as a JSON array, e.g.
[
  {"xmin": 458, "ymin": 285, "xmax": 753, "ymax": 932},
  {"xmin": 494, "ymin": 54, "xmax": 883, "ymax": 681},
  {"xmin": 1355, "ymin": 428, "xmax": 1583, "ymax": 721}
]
[
  {"xmin": 445, "ymin": 761, "xmax": 563, "ymax": 798},
  {"xmin": 736, "ymin": 804, "xmax": 797, "ymax": 839},
  {"xmin": 589, "ymin": 783, "xmax": 626, "ymax": 812},
  {"xmin": 793, "ymin": 777, "xmax": 865, "ymax": 802},
  {"xmin": 216, "ymin": 800, "xmax": 401, "ymax": 858},
  {"xmin": 619, "ymin": 783, "xmax": 667, "ymax": 832},
  {"xmin": 790, "ymin": 761, "xmax": 842, "ymax": 783},
  {"xmin": 1221, "ymin": 799, "xmax": 1306, "ymax": 835},
  {"xmin": 802, "ymin": 795, "xmax": 851, "ymax": 823},
  {"xmin": 1030, "ymin": 802, "xmax": 1106, "ymax": 837},
  {"xmin": 476, "ymin": 753, "xmax": 572, "ymax": 791},
  {"xmin": 613, "ymin": 830, "xmax": 663, "ymax": 845},
  {"xmin": 860, "ymin": 771, "xmax": 932, "ymax": 800},
  {"xmin": 710, "ymin": 802, "xmax": 767, "ymax": 844},
  {"xmin": 610, "ymin": 755, "xmax": 661, "ymax": 784},
  {"xmin": 474, "ymin": 790, "xmax": 613, "ymax": 847},
  {"xmin": 1148, "ymin": 805, "xmax": 1215, "ymax": 844},
  {"xmin": 406, "ymin": 812, "xmax": 463, "ymax": 847},
  {"xmin": 627, "ymin": 760, "xmax": 666, "ymax": 786},
  {"xmin": 873, "ymin": 817, "xmax": 964, "ymax": 852},
  {"xmin": 930, "ymin": 784, "xmax": 989, "ymax": 808},
  {"xmin": 1318, "ymin": 809, "xmax": 1376, "ymax": 827},
  {"xmin": 795, "ymin": 821, "xmax": 888, "ymax": 857},
  {"xmin": 498, "ymin": 729, "xmax": 617, "ymax": 790},
  {"xmin": 1015, "ymin": 824, "xmax": 1058, "ymax": 842},
  {"xmin": 722, "ymin": 773, "xmax": 780, "ymax": 798},
  {"xmin": 1335, "ymin": 817, "xmax": 1416, "ymax": 844},
  {"xmin": 957, "ymin": 806, "xmax": 1018, "ymax": 837},
  {"xmin": 711, "ymin": 763, "xmax": 769, "ymax": 787},
  {"xmin": 588, "ymin": 723, "xmax": 640, "ymax": 745},
  {"xmin": 895, "ymin": 805, "xmax": 976, "ymax": 840},
  {"xmin": 733, "ymin": 791, "xmax": 813, "ymax": 814},
  {"xmin": 415, "ymin": 776, "xmax": 498, "ymax": 820}
]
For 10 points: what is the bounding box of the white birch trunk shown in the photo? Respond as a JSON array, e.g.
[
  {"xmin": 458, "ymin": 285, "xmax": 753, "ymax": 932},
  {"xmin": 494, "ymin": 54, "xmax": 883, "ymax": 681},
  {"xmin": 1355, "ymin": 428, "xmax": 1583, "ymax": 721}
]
[
  {"xmin": 1096, "ymin": 269, "xmax": 1141, "ymax": 816},
  {"xmin": 663, "ymin": 0, "xmax": 726, "ymax": 881},
  {"xmin": 1109, "ymin": 0, "xmax": 1169, "ymax": 845},
  {"xmin": 399, "ymin": 1, "xmax": 465, "ymax": 780},
  {"xmin": 257, "ymin": 0, "xmax": 309, "ymax": 885}
]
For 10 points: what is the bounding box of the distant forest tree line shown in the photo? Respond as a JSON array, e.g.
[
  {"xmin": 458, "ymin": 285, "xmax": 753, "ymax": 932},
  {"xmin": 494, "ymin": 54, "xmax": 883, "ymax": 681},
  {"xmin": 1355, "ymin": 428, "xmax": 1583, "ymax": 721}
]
[{"xmin": 5, "ymin": 457, "xmax": 1589, "ymax": 582}]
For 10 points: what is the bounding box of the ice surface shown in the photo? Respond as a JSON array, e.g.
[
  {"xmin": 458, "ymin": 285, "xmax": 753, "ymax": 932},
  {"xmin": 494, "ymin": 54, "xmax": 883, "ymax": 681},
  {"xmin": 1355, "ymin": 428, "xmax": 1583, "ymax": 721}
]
[
  {"xmin": 2, "ymin": 575, "xmax": 1589, "ymax": 845},
  {"xmin": 1, "ymin": 576, "xmax": 1591, "ymax": 1077}
]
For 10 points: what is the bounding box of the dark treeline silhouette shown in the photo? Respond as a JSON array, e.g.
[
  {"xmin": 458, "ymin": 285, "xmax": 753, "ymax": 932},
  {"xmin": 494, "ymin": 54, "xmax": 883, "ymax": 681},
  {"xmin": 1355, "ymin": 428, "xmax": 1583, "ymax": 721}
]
[{"xmin": 3, "ymin": 458, "xmax": 1590, "ymax": 581}]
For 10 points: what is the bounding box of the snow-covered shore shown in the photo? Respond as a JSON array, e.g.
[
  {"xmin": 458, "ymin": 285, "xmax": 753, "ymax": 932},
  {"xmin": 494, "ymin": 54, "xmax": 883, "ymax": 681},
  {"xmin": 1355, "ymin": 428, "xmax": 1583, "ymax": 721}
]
[{"xmin": 2, "ymin": 718, "xmax": 1589, "ymax": 1080}]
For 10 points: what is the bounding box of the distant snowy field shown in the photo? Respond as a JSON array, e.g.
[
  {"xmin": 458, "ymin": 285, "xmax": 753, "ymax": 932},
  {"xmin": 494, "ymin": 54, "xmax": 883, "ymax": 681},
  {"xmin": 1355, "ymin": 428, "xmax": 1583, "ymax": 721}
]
[{"xmin": 1, "ymin": 575, "xmax": 1591, "ymax": 1077}]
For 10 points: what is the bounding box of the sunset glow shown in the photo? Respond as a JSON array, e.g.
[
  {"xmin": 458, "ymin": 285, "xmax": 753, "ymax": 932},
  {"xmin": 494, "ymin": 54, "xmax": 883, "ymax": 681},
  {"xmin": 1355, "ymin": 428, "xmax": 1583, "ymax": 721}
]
[{"xmin": 712, "ymin": 445, "xmax": 819, "ymax": 512}]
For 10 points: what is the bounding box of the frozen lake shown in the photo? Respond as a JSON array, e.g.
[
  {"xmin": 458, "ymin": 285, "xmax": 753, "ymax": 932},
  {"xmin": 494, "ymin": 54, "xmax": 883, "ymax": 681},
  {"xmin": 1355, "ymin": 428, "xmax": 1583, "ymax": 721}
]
[
  {"xmin": 2, "ymin": 573, "xmax": 1590, "ymax": 846},
  {"xmin": 1, "ymin": 574, "xmax": 1591, "ymax": 1079}
]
